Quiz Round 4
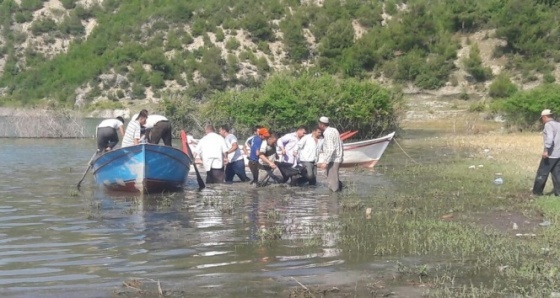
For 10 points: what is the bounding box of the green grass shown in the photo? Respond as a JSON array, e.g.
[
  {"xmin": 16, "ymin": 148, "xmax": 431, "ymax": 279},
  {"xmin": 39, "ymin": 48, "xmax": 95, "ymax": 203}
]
[{"xmin": 332, "ymin": 137, "xmax": 560, "ymax": 296}]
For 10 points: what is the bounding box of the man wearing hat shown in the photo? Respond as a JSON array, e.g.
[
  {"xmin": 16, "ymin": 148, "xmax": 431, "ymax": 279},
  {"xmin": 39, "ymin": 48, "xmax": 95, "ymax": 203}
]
[
  {"xmin": 318, "ymin": 116, "xmax": 344, "ymax": 192},
  {"xmin": 533, "ymin": 109, "xmax": 560, "ymax": 196}
]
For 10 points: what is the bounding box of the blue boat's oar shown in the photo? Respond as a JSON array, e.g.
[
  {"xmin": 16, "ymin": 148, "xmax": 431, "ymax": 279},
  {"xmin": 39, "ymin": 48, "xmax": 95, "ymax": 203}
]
[
  {"xmin": 77, "ymin": 151, "xmax": 98, "ymax": 189},
  {"xmin": 181, "ymin": 130, "xmax": 205, "ymax": 190}
]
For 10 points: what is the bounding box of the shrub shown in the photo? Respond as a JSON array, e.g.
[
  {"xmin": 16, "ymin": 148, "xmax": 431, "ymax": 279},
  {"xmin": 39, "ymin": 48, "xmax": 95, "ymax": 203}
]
[
  {"xmin": 31, "ymin": 17, "xmax": 57, "ymax": 35},
  {"xmin": 15, "ymin": 11, "xmax": 33, "ymax": 23},
  {"xmin": 494, "ymin": 84, "xmax": 560, "ymax": 128},
  {"xmin": 131, "ymin": 84, "xmax": 146, "ymax": 99},
  {"xmin": 463, "ymin": 44, "xmax": 493, "ymax": 82},
  {"xmin": 202, "ymin": 74, "xmax": 402, "ymax": 138},
  {"xmin": 20, "ymin": 0, "xmax": 43, "ymax": 11},
  {"xmin": 488, "ymin": 73, "xmax": 518, "ymax": 98},
  {"xmin": 60, "ymin": 0, "xmax": 76, "ymax": 10},
  {"xmin": 544, "ymin": 73, "xmax": 556, "ymax": 84},
  {"xmin": 225, "ymin": 37, "xmax": 240, "ymax": 51},
  {"xmin": 215, "ymin": 28, "xmax": 225, "ymax": 42},
  {"xmin": 59, "ymin": 14, "xmax": 85, "ymax": 35}
]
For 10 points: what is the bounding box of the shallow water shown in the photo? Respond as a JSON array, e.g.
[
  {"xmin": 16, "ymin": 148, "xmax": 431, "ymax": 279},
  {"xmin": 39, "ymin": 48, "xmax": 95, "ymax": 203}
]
[{"xmin": 0, "ymin": 138, "xmax": 437, "ymax": 297}]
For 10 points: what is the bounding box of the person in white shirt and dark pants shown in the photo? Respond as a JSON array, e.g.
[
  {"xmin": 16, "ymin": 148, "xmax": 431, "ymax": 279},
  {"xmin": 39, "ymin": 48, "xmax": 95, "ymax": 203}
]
[
  {"xmin": 96, "ymin": 116, "xmax": 125, "ymax": 152},
  {"xmin": 296, "ymin": 127, "xmax": 323, "ymax": 185},
  {"xmin": 195, "ymin": 125, "xmax": 229, "ymax": 184},
  {"xmin": 145, "ymin": 114, "xmax": 172, "ymax": 146}
]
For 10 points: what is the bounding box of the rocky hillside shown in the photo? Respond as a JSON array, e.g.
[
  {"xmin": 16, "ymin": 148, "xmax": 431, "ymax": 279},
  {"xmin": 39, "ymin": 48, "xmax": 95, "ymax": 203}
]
[{"xmin": 0, "ymin": 0, "xmax": 559, "ymax": 108}]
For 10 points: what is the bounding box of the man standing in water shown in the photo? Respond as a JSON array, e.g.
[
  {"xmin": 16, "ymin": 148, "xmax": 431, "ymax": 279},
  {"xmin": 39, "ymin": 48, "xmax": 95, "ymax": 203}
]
[
  {"xmin": 318, "ymin": 116, "xmax": 344, "ymax": 192},
  {"xmin": 277, "ymin": 126, "xmax": 307, "ymax": 165},
  {"xmin": 220, "ymin": 124, "xmax": 250, "ymax": 183},
  {"xmin": 533, "ymin": 109, "xmax": 560, "ymax": 196},
  {"xmin": 296, "ymin": 127, "xmax": 323, "ymax": 185},
  {"xmin": 195, "ymin": 125, "xmax": 229, "ymax": 184}
]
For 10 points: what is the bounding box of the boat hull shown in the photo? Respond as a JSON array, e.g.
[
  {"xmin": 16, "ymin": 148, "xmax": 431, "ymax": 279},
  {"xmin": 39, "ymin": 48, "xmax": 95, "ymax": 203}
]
[
  {"xmin": 340, "ymin": 132, "xmax": 395, "ymax": 168},
  {"xmin": 190, "ymin": 132, "xmax": 395, "ymax": 169},
  {"xmin": 92, "ymin": 144, "xmax": 190, "ymax": 193}
]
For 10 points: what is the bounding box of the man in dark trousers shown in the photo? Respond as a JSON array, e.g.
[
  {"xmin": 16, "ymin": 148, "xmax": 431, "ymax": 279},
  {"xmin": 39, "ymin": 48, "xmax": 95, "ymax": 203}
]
[{"xmin": 533, "ymin": 109, "xmax": 560, "ymax": 196}]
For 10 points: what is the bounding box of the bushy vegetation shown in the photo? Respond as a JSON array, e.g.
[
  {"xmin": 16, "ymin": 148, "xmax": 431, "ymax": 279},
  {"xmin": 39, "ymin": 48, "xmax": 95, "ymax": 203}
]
[
  {"xmin": 201, "ymin": 74, "xmax": 402, "ymax": 139},
  {"xmin": 494, "ymin": 84, "xmax": 560, "ymax": 128},
  {"xmin": 0, "ymin": 0, "xmax": 559, "ymax": 106}
]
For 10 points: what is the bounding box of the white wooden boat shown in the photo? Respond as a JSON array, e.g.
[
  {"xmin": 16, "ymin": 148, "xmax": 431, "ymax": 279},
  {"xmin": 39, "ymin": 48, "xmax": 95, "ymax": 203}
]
[
  {"xmin": 189, "ymin": 131, "xmax": 395, "ymax": 169},
  {"xmin": 338, "ymin": 131, "xmax": 395, "ymax": 168}
]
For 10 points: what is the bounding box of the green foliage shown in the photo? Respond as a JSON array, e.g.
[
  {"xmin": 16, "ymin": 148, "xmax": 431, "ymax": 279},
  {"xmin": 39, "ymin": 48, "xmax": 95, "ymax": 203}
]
[
  {"xmin": 60, "ymin": 0, "xmax": 76, "ymax": 10},
  {"xmin": 198, "ymin": 46, "xmax": 226, "ymax": 90},
  {"xmin": 20, "ymin": 0, "xmax": 43, "ymax": 12},
  {"xmin": 215, "ymin": 28, "xmax": 225, "ymax": 42},
  {"xmin": 464, "ymin": 44, "xmax": 493, "ymax": 82},
  {"xmin": 30, "ymin": 17, "xmax": 57, "ymax": 35},
  {"xmin": 242, "ymin": 12, "xmax": 274, "ymax": 42},
  {"xmin": 280, "ymin": 15, "xmax": 309, "ymax": 62},
  {"xmin": 59, "ymin": 13, "xmax": 85, "ymax": 36},
  {"xmin": 544, "ymin": 72, "xmax": 556, "ymax": 84},
  {"xmin": 203, "ymin": 74, "xmax": 401, "ymax": 138},
  {"xmin": 1, "ymin": 0, "xmax": 560, "ymax": 106},
  {"xmin": 15, "ymin": 11, "xmax": 32, "ymax": 23},
  {"xmin": 494, "ymin": 84, "xmax": 560, "ymax": 128},
  {"xmin": 131, "ymin": 83, "xmax": 146, "ymax": 99},
  {"xmin": 225, "ymin": 37, "xmax": 240, "ymax": 51},
  {"xmin": 488, "ymin": 73, "xmax": 518, "ymax": 98},
  {"xmin": 160, "ymin": 96, "xmax": 202, "ymax": 136}
]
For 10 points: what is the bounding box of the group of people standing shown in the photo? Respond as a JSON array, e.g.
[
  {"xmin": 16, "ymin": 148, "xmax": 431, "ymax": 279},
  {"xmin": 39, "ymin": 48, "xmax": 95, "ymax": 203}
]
[
  {"xmin": 194, "ymin": 116, "xmax": 345, "ymax": 192},
  {"xmin": 95, "ymin": 109, "xmax": 172, "ymax": 152},
  {"xmin": 96, "ymin": 113, "xmax": 345, "ymax": 192}
]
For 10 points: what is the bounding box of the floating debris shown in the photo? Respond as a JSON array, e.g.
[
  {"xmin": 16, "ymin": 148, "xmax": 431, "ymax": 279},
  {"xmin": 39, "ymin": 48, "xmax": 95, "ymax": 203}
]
[
  {"xmin": 493, "ymin": 177, "xmax": 504, "ymax": 185},
  {"xmin": 539, "ymin": 220, "xmax": 551, "ymax": 227}
]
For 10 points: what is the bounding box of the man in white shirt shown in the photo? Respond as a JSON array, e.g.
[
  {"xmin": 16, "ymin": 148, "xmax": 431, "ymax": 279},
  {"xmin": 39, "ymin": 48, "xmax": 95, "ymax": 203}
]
[
  {"xmin": 122, "ymin": 111, "xmax": 148, "ymax": 147},
  {"xmin": 96, "ymin": 116, "xmax": 125, "ymax": 152},
  {"xmin": 145, "ymin": 114, "xmax": 172, "ymax": 146},
  {"xmin": 219, "ymin": 124, "xmax": 250, "ymax": 183},
  {"xmin": 194, "ymin": 125, "xmax": 228, "ymax": 184},
  {"xmin": 277, "ymin": 126, "xmax": 307, "ymax": 165},
  {"xmin": 296, "ymin": 127, "xmax": 323, "ymax": 185},
  {"xmin": 318, "ymin": 116, "xmax": 344, "ymax": 192}
]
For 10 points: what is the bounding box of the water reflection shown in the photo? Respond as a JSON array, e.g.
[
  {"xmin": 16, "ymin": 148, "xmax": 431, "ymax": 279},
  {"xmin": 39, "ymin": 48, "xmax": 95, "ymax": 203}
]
[{"xmin": 0, "ymin": 138, "xmax": 399, "ymax": 297}]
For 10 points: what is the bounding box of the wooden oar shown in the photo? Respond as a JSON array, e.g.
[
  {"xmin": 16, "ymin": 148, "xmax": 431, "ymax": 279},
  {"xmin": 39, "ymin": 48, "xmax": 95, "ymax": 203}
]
[
  {"xmin": 340, "ymin": 131, "xmax": 351, "ymax": 138},
  {"xmin": 77, "ymin": 151, "xmax": 98, "ymax": 189},
  {"xmin": 181, "ymin": 130, "xmax": 205, "ymax": 190},
  {"xmin": 340, "ymin": 130, "xmax": 358, "ymax": 141}
]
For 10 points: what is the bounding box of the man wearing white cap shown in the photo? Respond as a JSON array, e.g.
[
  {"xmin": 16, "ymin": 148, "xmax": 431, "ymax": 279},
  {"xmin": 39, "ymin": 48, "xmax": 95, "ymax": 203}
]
[
  {"xmin": 533, "ymin": 109, "xmax": 560, "ymax": 196},
  {"xmin": 318, "ymin": 116, "xmax": 344, "ymax": 192}
]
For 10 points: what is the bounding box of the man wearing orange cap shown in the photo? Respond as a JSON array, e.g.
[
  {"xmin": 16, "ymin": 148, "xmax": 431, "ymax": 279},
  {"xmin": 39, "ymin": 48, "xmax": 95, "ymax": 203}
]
[
  {"xmin": 258, "ymin": 131, "xmax": 286, "ymax": 185},
  {"xmin": 248, "ymin": 127, "xmax": 268, "ymax": 184}
]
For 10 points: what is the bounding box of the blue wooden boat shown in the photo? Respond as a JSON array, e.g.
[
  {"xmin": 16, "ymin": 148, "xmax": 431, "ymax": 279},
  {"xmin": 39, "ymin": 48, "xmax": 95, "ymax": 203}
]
[{"xmin": 91, "ymin": 144, "xmax": 190, "ymax": 193}]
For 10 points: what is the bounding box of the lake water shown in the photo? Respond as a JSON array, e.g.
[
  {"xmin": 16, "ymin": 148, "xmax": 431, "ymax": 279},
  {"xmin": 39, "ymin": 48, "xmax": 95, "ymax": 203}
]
[{"xmin": 0, "ymin": 137, "xmax": 437, "ymax": 297}]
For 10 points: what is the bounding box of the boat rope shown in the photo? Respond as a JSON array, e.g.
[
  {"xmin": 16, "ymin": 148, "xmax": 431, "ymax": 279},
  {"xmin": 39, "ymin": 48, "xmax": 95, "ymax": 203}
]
[{"xmin": 393, "ymin": 138, "xmax": 420, "ymax": 165}]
